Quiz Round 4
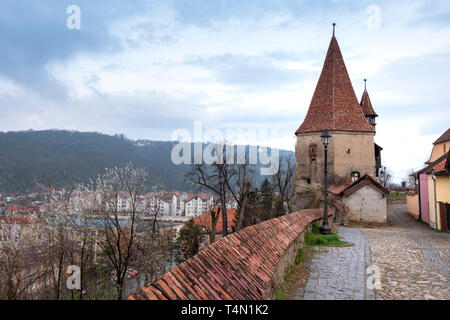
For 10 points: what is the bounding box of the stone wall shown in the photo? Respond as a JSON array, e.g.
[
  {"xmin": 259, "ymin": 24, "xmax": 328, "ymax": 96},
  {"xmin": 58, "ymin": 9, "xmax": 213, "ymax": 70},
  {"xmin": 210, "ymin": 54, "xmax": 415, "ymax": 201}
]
[
  {"xmin": 295, "ymin": 131, "xmax": 376, "ymax": 209},
  {"xmin": 344, "ymin": 185, "xmax": 387, "ymax": 223},
  {"xmin": 387, "ymin": 197, "xmax": 407, "ymax": 205},
  {"xmin": 129, "ymin": 208, "xmax": 333, "ymax": 300}
]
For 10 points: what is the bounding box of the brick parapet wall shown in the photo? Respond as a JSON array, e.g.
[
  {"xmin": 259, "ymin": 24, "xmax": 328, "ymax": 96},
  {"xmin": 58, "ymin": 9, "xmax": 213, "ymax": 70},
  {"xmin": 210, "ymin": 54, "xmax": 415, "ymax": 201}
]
[{"xmin": 129, "ymin": 208, "xmax": 333, "ymax": 300}]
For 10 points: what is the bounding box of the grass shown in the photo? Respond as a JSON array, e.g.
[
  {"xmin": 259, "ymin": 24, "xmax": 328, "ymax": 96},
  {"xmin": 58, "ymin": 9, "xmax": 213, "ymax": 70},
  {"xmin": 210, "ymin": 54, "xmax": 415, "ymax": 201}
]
[
  {"xmin": 387, "ymin": 191, "xmax": 407, "ymax": 198},
  {"xmin": 274, "ymin": 245, "xmax": 309, "ymax": 300},
  {"xmin": 274, "ymin": 222, "xmax": 351, "ymax": 300},
  {"xmin": 305, "ymin": 222, "xmax": 350, "ymax": 246}
]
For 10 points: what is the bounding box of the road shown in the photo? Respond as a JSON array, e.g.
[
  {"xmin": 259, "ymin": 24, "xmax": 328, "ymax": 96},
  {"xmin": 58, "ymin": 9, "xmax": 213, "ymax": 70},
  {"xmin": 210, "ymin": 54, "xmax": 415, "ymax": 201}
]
[{"xmin": 295, "ymin": 204, "xmax": 449, "ymax": 300}]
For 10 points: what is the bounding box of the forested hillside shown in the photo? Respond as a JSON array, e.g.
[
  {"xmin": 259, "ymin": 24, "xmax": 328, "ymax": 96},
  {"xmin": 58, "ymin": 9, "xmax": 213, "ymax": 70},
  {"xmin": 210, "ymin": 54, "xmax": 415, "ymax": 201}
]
[{"xmin": 0, "ymin": 130, "xmax": 294, "ymax": 193}]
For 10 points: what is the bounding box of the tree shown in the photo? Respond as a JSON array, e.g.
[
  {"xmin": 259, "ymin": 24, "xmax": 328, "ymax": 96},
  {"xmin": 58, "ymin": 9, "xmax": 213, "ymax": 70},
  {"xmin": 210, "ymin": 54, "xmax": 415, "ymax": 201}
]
[
  {"xmin": 185, "ymin": 142, "xmax": 235, "ymax": 239},
  {"xmin": 224, "ymin": 160, "xmax": 255, "ymax": 232},
  {"xmin": 40, "ymin": 171, "xmax": 76, "ymax": 300},
  {"xmin": 134, "ymin": 223, "xmax": 175, "ymax": 284},
  {"xmin": 378, "ymin": 166, "xmax": 392, "ymax": 188},
  {"xmin": 0, "ymin": 214, "xmax": 42, "ymax": 300},
  {"xmin": 260, "ymin": 178, "xmax": 274, "ymax": 213},
  {"xmin": 176, "ymin": 219, "xmax": 200, "ymax": 262},
  {"xmin": 271, "ymin": 154, "xmax": 295, "ymax": 215},
  {"xmin": 91, "ymin": 163, "xmax": 147, "ymax": 300}
]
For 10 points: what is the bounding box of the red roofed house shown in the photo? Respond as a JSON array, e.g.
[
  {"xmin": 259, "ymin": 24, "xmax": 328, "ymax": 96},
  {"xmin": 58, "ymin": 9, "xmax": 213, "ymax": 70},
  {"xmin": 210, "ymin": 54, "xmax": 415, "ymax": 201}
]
[
  {"xmin": 193, "ymin": 208, "xmax": 237, "ymax": 248},
  {"xmin": 295, "ymin": 26, "xmax": 382, "ymax": 209},
  {"xmin": 328, "ymin": 174, "xmax": 389, "ymax": 223}
]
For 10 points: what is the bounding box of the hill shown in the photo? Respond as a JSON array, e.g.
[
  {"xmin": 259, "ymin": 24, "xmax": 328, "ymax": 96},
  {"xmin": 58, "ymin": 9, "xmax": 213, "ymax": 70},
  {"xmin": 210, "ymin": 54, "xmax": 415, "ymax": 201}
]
[{"xmin": 0, "ymin": 130, "xmax": 294, "ymax": 193}]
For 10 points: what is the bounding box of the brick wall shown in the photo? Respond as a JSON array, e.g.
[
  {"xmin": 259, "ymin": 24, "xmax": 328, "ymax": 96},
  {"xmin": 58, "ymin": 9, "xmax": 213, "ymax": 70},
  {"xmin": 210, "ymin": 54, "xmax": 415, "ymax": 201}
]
[{"xmin": 129, "ymin": 208, "xmax": 332, "ymax": 300}]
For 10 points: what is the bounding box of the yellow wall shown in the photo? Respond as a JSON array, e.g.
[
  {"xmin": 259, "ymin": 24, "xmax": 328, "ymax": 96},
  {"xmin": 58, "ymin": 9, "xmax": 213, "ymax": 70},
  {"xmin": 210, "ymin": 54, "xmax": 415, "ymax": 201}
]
[
  {"xmin": 407, "ymin": 193, "xmax": 419, "ymax": 219},
  {"xmin": 427, "ymin": 175, "xmax": 440, "ymax": 230},
  {"xmin": 436, "ymin": 175, "xmax": 450, "ymax": 203},
  {"xmin": 428, "ymin": 142, "xmax": 448, "ymax": 163},
  {"xmin": 427, "ymin": 174, "xmax": 450, "ymax": 231}
]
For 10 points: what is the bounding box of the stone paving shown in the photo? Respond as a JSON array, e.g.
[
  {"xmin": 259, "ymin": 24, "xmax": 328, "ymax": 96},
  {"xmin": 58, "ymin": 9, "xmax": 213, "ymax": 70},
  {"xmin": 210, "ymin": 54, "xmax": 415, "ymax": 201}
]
[
  {"xmin": 294, "ymin": 204, "xmax": 449, "ymax": 300},
  {"xmin": 362, "ymin": 204, "xmax": 449, "ymax": 300},
  {"xmin": 294, "ymin": 228, "xmax": 375, "ymax": 300}
]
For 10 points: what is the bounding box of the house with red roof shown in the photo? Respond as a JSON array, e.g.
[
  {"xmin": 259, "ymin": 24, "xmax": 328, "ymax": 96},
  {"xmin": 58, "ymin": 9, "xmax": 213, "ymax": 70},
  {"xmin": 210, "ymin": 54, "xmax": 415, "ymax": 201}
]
[
  {"xmin": 294, "ymin": 25, "xmax": 382, "ymax": 210},
  {"xmin": 328, "ymin": 174, "xmax": 389, "ymax": 224},
  {"xmin": 193, "ymin": 208, "xmax": 237, "ymax": 249}
]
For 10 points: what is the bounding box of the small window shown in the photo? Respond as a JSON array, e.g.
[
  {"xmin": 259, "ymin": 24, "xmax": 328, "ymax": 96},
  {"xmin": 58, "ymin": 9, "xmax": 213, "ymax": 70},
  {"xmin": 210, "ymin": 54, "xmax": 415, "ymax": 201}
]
[
  {"xmin": 309, "ymin": 144, "xmax": 317, "ymax": 162},
  {"xmin": 351, "ymin": 171, "xmax": 360, "ymax": 181}
]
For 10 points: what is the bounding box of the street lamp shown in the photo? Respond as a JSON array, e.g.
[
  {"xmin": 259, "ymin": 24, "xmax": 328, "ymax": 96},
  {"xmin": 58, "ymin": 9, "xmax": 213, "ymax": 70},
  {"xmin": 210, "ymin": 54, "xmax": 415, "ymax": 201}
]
[{"xmin": 320, "ymin": 130, "xmax": 332, "ymax": 234}]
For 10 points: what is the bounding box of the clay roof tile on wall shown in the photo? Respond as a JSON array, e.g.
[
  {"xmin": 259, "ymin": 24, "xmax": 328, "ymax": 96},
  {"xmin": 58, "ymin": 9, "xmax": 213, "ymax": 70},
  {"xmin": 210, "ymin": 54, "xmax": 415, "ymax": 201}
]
[
  {"xmin": 129, "ymin": 208, "xmax": 333, "ymax": 300},
  {"xmin": 295, "ymin": 35, "xmax": 374, "ymax": 135}
]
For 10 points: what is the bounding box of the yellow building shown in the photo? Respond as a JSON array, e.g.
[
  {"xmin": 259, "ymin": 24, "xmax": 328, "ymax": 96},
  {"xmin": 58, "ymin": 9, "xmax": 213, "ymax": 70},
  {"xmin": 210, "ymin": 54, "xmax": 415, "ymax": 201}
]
[
  {"xmin": 427, "ymin": 128, "xmax": 450, "ymax": 164},
  {"xmin": 425, "ymin": 145, "xmax": 449, "ymax": 231},
  {"xmin": 409, "ymin": 128, "xmax": 450, "ymax": 231}
]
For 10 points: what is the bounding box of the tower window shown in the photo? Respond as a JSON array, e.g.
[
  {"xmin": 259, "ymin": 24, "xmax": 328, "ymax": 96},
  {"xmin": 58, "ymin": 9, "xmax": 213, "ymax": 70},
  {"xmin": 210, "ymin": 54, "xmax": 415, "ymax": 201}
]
[
  {"xmin": 309, "ymin": 144, "xmax": 317, "ymax": 162},
  {"xmin": 351, "ymin": 171, "xmax": 360, "ymax": 181}
]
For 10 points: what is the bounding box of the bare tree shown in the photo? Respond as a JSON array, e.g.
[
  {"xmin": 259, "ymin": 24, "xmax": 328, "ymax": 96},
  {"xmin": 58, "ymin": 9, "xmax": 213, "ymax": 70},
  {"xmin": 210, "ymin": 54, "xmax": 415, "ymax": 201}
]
[
  {"xmin": 132, "ymin": 194, "xmax": 176, "ymax": 283},
  {"xmin": 378, "ymin": 166, "xmax": 392, "ymax": 188},
  {"xmin": 0, "ymin": 213, "xmax": 40, "ymax": 299},
  {"xmin": 39, "ymin": 172, "xmax": 76, "ymax": 300},
  {"xmin": 271, "ymin": 154, "xmax": 295, "ymax": 214},
  {"xmin": 92, "ymin": 163, "xmax": 147, "ymax": 300},
  {"xmin": 185, "ymin": 143, "xmax": 235, "ymax": 239},
  {"xmin": 224, "ymin": 161, "xmax": 254, "ymax": 231}
]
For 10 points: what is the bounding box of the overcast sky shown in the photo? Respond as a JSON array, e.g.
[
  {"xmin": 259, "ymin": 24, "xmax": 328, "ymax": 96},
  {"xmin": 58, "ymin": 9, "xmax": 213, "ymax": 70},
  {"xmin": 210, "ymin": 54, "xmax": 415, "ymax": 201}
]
[{"xmin": 1, "ymin": 0, "xmax": 449, "ymax": 182}]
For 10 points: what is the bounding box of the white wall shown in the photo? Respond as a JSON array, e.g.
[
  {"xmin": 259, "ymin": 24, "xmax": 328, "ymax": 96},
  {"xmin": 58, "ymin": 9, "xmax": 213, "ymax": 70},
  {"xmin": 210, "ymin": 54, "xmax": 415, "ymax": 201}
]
[{"xmin": 344, "ymin": 185, "xmax": 387, "ymax": 223}]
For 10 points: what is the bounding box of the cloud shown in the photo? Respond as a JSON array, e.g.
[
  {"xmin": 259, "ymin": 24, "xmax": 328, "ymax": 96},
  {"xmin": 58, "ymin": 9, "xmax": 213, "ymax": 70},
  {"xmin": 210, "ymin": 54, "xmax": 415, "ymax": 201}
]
[{"xmin": 1, "ymin": 0, "xmax": 450, "ymax": 183}]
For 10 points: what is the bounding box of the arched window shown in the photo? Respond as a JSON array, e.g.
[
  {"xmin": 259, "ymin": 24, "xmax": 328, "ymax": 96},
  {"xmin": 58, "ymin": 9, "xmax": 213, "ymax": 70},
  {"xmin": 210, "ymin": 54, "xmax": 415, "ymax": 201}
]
[{"xmin": 351, "ymin": 171, "xmax": 360, "ymax": 182}]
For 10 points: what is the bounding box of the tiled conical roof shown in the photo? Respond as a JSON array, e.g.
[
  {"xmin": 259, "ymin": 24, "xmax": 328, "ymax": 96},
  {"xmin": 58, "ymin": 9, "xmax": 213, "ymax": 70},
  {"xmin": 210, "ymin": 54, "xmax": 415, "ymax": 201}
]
[
  {"xmin": 295, "ymin": 35, "xmax": 374, "ymax": 134},
  {"xmin": 360, "ymin": 84, "xmax": 378, "ymax": 117}
]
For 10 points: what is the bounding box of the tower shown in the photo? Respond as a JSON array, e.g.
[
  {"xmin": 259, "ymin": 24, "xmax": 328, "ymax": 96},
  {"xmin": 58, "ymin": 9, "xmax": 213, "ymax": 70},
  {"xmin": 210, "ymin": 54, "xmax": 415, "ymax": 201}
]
[
  {"xmin": 360, "ymin": 79, "xmax": 378, "ymax": 132},
  {"xmin": 294, "ymin": 25, "xmax": 379, "ymax": 209}
]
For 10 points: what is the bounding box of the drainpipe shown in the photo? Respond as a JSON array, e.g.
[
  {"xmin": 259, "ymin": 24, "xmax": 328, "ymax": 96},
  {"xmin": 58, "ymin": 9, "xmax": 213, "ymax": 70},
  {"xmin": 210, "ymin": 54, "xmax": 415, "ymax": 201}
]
[
  {"xmin": 431, "ymin": 170, "xmax": 438, "ymax": 230},
  {"xmin": 417, "ymin": 174, "xmax": 422, "ymax": 222}
]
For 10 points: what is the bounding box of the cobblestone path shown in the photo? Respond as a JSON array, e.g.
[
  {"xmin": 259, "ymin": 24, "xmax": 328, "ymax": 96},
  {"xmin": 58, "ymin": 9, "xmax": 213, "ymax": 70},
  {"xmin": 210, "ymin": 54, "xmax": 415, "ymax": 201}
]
[
  {"xmin": 362, "ymin": 204, "xmax": 449, "ymax": 300},
  {"xmin": 294, "ymin": 228, "xmax": 375, "ymax": 300}
]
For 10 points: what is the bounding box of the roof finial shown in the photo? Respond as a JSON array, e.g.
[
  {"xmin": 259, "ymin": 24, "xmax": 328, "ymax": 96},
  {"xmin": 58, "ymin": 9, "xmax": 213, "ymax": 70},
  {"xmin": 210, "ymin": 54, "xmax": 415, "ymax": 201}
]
[
  {"xmin": 332, "ymin": 23, "xmax": 336, "ymax": 36},
  {"xmin": 364, "ymin": 78, "xmax": 367, "ymax": 90}
]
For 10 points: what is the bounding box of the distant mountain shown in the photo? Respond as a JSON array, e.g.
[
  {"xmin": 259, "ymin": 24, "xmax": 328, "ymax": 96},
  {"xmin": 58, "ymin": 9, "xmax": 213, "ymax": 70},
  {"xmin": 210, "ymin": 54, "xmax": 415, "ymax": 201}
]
[{"xmin": 0, "ymin": 130, "xmax": 294, "ymax": 193}]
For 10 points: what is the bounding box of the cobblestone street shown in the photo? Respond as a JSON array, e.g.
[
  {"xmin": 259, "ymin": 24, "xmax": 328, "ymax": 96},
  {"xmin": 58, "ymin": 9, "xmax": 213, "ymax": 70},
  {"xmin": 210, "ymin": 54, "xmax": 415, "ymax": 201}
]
[
  {"xmin": 362, "ymin": 204, "xmax": 449, "ymax": 300},
  {"xmin": 295, "ymin": 204, "xmax": 449, "ymax": 300},
  {"xmin": 294, "ymin": 228, "xmax": 375, "ymax": 300}
]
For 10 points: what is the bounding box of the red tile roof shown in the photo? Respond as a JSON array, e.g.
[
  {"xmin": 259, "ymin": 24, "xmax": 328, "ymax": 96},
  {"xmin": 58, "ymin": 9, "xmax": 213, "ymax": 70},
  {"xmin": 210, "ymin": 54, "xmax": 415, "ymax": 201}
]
[
  {"xmin": 428, "ymin": 152, "xmax": 450, "ymax": 175},
  {"xmin": 360, "ymin": 89, "xmax": 378, "ymax": 117},
  {"xmin": 193, "ymin": 208, "xmax": 237, "ymax": 233},
  {"xmin": 433, "ymin": 128, "xmax": 450, "ymax": 145},
  {"xmin": 412, "ymin": 151, "xmax": 449, "ymax": 176},
  {"xmin": 129, "ymin": 208, "xmax": 333, "ymax": 300},
  {"xmin": 329, "ymin": 174, "xmax": 389, "ymax": 197},
  {"xmin": 295, "ymin": 35, "xmax": 374, "ymax": 134}
]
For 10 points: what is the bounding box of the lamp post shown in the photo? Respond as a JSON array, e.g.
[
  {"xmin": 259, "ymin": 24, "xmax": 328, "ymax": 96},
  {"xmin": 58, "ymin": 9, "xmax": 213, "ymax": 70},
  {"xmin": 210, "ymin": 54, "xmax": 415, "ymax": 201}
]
[{"xmin": 320, "ymin": 129, "xmax": 332, "ymax": 234}]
